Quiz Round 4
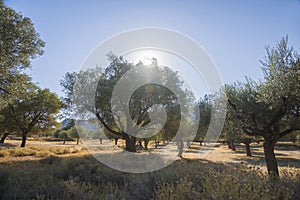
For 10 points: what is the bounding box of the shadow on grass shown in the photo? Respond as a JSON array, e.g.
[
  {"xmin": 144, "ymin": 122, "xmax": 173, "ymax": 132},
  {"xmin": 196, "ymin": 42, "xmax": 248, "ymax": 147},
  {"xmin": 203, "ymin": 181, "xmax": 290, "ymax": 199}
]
[
  {"xmin": 229, "ymin": 144, "xmax": 300, "ymax": 168},
  {"xmin": 0, "ymin": 142, "xmax": 18, "ymax": 149},
  {"xmin": 0, "ymin": 148, "xmax": 300, "ymax": 199},
  {"xmin": 0, "ymin": 154, "xmax": 239, "ymax": 199},
  {"xmin": 275, "ymin": 142, "xmax": 300, "ymax": 151}
]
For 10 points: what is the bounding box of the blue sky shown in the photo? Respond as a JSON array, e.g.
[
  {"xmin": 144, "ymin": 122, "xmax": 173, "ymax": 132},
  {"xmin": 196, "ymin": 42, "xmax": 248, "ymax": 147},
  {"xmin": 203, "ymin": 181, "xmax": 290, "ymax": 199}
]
[{"xmin": 5, "ymin": 0, "xmax": 300, "ymax": 97}]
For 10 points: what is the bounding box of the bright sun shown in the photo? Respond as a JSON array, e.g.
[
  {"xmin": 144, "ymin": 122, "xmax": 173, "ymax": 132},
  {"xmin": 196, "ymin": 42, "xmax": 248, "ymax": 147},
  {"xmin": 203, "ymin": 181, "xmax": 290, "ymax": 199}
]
[{"xmin": 125, "ymin": 49, "xmax": 163, "ymax": 65}]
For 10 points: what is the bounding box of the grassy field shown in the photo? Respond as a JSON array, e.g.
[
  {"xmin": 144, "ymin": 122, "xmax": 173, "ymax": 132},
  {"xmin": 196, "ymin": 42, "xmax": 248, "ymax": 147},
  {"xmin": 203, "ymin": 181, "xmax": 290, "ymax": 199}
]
[{"xmin": 0, "ymin": 140, "xmax": 299, "ymax": 199}]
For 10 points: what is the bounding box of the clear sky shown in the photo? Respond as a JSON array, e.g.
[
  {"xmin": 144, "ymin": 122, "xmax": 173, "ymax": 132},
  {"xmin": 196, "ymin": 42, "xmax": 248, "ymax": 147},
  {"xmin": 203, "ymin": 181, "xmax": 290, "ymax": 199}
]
[{"xmin": 5, "ymin": 0, "xmax": 300, "ymax": 97}]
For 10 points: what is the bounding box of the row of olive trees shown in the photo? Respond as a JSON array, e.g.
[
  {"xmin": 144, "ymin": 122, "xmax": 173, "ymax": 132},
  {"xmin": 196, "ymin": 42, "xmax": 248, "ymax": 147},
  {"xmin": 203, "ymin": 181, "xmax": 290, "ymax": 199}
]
[
  {"xmin": 194, "ymin": 37, "xmax": 300, "ymax": 177},
  {"xmin": 223, "ymin": 37, "xmax": 299, "ymax": 176},
  {"xmin": 0, "ymin": 1, "xmax": 62, "ymax": 147},
  {"xmin": 59, "ymin": 35, "xmax": 299, "ymax": 177}
]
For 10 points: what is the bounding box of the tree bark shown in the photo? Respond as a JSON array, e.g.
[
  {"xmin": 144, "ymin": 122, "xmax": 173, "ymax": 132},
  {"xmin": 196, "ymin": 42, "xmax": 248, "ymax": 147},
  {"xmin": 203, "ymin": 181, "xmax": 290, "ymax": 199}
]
[
  {"xmin": 0, "ymin": 133, "xmax": 9, "ymax": 143},
  {"xmin": 76, "ymin": 138, "xmax": 79, "ymax": 145},
  {"xmin": 144, "ymin": 139, "xmax": 149, "ymax": 150},
  {"xmin": 138, "ymin": 140, "xmax": 143, "ymax": 148},
  {"xmin": 177, "ymin": 140, "xmax": 184, "ymax": 158},
  {"xmin": 231, "ymin": 141, "xmax": 236, "ymax": 151},
  {"xmin": 263, "ymin": 139, "xmax": 279, "ymax": 177},
  {"xmin": 245, "ymin": 142, "xmax": 251, "ymax": 156},
  {"xmin": 227, "ymin": 140, "xmax": 232, "ymax": 149},
  {"xmin": 124, "ymin": 135, "xmax": 136, "ymax": 152},
  {"xmin": 20, "ymin": 131, "xmax": 27, "ymax": 147}
]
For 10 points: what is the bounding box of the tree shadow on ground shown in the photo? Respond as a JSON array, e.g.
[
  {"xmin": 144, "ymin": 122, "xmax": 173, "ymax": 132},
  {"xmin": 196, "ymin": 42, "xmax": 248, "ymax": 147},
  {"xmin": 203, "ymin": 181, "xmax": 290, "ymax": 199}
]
[
  {"xmin": 275, "ymin": 142, "xmax": 300, "ymax": 151},
  {"xmin": 0, "ymin": 142, "xmax": 18, "ymax": 149},
  {"xmin": 230, "ymin": 151, "xmax": 300, "ymax": 168},
  {"xmin": 0, "ymin": 152, "xmax": 248, "ymax": 199}
]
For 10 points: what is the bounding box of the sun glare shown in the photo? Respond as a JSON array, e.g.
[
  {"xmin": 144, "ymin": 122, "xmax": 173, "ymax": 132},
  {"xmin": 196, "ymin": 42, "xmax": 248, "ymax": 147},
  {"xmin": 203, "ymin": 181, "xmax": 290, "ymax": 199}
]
[{"xmin": 125, "ymin": 49, "xmax": 163, "ymax": 65}]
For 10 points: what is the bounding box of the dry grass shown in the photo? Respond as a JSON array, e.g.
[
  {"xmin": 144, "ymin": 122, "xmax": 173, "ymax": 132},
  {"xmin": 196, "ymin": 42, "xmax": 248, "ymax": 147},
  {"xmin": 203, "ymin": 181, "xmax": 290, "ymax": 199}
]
[
  {"xmin": 0, "ymin": 145, "xmax": 86, "ymax": 162},
  {"xmin": 0, "ymin": 156, "xmax": 299, "ymax": 200},
  {"xmin": 0, "ymin": 140, "xmax": 299, "ymax": 199}
]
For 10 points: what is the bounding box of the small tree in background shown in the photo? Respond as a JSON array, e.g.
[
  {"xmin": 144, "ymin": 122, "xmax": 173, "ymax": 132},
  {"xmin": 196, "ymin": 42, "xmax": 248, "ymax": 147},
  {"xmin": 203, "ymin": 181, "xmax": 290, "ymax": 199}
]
[{"xmin": 0, "ymin": 84, "xmax": 62, "ymax": 147}]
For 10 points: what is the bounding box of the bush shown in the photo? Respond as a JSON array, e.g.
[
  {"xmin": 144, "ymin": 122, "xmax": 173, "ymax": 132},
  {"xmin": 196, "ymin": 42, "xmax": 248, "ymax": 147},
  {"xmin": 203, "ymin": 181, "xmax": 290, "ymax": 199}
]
[
  {"xmin": 53, "ymin": 130, "xmax": 61, "ymax": 138},
  {"xmin": 49, "ymin": 147, "xmax": 74, "ymax": 155},
  {"xmin": 0, "ymin": 150, "xmax": 9, "ymax": 157},
  {"xmin": 36, "ymin": 151, "xmax": 51, "ymax": 157},
  {"xmin": 9, "ymin": 148, "xmax": 37, "ymax": 157}
]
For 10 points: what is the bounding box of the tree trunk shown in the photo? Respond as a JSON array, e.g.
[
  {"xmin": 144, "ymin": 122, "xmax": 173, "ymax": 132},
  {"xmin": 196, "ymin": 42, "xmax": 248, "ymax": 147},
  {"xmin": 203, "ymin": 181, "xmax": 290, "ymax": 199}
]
[
  {"xmin": 138, "ymin": 140, "xmax": 143, "ymax": 148},
  {"xmin": 231, "ymin": 141, "xmax": 236, "ymax": 151},
  {"xmin": 20, "ymin": 132, "xmax": 27, "ymax": 147},
  {"xmin": 76, "ymin": 138, "xmax": 79, "ymax": 145},
  {"xmin": 177, "ymin": 140, "xmax": 184, "ymax": 158},
  {"xmin": 227, "ymin": 140, "xmax": 232, "ymax": 149},
  {"xmin": 114, "ymin": 138, "xmax": 118, "ymax": 145},
  {"xmin": 0, "ymin": 133, "xmax": 9, "ymax": 143},
  {"xmin": 245, "ymin": 142, "xmax": 251, "ymax": 156},
  {"xmin": 186, "ymin": 140, "xmax": 191, "ymax": 148},
  {"xmin": 125, "ymin": 136, "xmax": 136, "ymax": 152},
  {"xmin": 63, "ymin": 138, "xmax": 66, "ymax": 145},
  {"xmin": 263, "ymin": 139, "xmax": 279, "ymax": 177},
  {"xmin": 144, "ymin": 139, "xmax": 149, "ymax": 150}
]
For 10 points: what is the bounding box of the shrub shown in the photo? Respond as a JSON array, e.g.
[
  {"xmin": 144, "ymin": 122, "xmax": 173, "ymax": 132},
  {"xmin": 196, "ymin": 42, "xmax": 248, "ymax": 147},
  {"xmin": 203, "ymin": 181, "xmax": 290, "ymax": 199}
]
[
  {"xmin": 36, "ymin": 151, "xmax": 51, "ymax": 157},
  {"xmin": 0, "ymin": 150, "xmax": 9, "ymax": 157},
  {"xmin": 8, "ymin": 148, "xmax": 37, "ymax": 157}
]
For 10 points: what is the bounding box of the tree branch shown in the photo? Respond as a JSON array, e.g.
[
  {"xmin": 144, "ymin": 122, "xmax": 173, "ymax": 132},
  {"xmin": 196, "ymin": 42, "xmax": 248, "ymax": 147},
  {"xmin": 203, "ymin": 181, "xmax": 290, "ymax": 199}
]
[
  {"xmin": 95, "ymin": 112, "xmax": 124, "ymax": 136},
  {"xmin": 280, "ymin": 127, "xmax": 300, "ymax": 138}
]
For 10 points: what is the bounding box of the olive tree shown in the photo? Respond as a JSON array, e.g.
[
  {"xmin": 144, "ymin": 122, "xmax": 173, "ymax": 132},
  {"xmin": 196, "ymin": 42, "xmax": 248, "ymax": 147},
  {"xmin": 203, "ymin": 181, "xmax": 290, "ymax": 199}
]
[
  {"xmin": 0, "ymin": 1, "xmax": 44, "ymax": 109},
  {"xmin": 61, "ymin": 54, "xmax": 193, "ymax": 152},
  {"xmin": 227, "ymin": 37, "xmax": 300, "ymax": 176},
  {"xmin": 0, "ymin": 84, "xmax": 62, "ymax": 147}
]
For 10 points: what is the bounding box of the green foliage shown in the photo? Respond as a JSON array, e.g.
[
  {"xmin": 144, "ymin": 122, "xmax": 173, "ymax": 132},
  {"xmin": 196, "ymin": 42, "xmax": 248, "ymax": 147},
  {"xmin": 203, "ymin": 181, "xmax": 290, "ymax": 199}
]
[
  {"xmin": 0, "ymin": 84, "xmax": 62, "ymax": 146},
  {"xmin": 60, "ymin": 54, "xmax": 195, "ymax": 152},
  {"xmin": 224, "ymin": 37, "xmax": 300, "ymax": 176},
  {"xmin": 58, "ymin": 130, "xmax": 68, "ymax": 140},
  {"xmin": 0, "ymin": 1, "xmax": 45, "ymax": 109},
  {"xmin": 196, "ymin": 95, "xmax": 213, "ymax": 141}
]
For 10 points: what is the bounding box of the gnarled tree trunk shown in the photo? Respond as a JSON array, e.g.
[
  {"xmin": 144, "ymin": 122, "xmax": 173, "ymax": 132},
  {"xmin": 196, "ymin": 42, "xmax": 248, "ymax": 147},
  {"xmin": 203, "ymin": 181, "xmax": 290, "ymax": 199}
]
[
  {"xmin": 20, "ymin": 131, "xmax": 27, "ymax": 147},
  {"xmin": 114, "ymin": 138, "xmax": 118, "ymax": 145},
  {"xmin": 0, "ymin": 133, "xmax": 9, "ymax": 143},
  {"xmin": 263, "ymin": 138, "xmax": 279, "ymax": 176},
  {"xmin": 243, "ymin": 138, "xmax": 252, "ymax": 156},
  {"xmin": 177, "ymin": 140, "xmax": 184, "ymax": 158},
  {"xmin": 228, "ymin": 139, "xmax": 236, "ymax": 151},
  {"xmin": 144, "ymin": 139, "xmax": 149, "ymax": 150},
  {"xmin": 124, "ymin": 135, "xmax": 137, "ymax": 152},
  {"xmin": 245, "ymin": 142, "xmax": 251, "ymax": 156}
]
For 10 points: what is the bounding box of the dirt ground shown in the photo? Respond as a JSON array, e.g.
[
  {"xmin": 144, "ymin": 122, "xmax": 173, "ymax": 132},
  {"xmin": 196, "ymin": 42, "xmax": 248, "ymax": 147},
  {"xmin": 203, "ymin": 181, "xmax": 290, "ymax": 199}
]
[
  {"xmin": 1, "ymin": 138, "xmax": 300, "ymax": 173},
  {"xmin": 185, "ymin": 141, "xmax": 300, "ymax": 173}
]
